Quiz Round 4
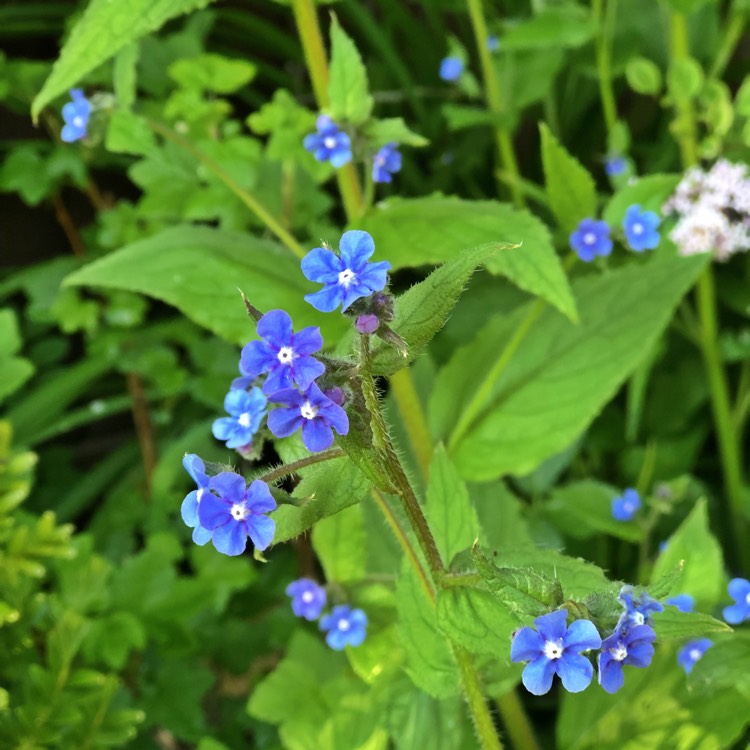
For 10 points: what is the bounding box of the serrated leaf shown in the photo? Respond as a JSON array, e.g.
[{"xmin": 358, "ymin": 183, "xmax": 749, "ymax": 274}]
[
  {"xmin": 603, "ymin": 173, "xmax": 681, "ymax": 225},
  {"xmin": 328, "ymin": 16, "xmax": 373, "ymax": 125},
  {"xmin": 168, "ymin": 53, "xmax": 256, "ymax": 93},
  {"xmin": 540, "ymin": 123, "xmax": 597, "ymax": 233},
  {"xmin": 106, "ymin": 110, "xmax": 158, "ymax": 156},
  {"xmin": 32, "ymin": 0, "xmax": 217, "ymax": 120},
  {"xmin": 363, "ymin": 118, "xmax": 428, "ymax": 147},
  {"xmin": 650, "ymin": 608, "xmax": 731, "ymax": 641}
]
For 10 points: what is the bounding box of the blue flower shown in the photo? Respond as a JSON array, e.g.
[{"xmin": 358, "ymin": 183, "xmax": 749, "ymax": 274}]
[
  {"xmin": 286, "ymin": 578, "xmax": 327, "ymax": 621},
  {"xmin": 510, "ymin": 610, "xmax": 602, "ymax": 695},
  {"xmin": 723, "ymin": 577, "xmax": 750, "ymax": 624},
  {"xmin": 597, "ymin": 624, "xmax": 656, "ymax": 693},
  {"xmin": 666, "ymin": 594, "xmax": 695, "ymax": 613},
  {"xmin": 239, "ymin": 309, "xmax": 325, "ymax": 396},
  {"xmin": 212, "ymin": 388, "xmax": 267, "ymax": 449},
  {"xmin": 570, "ymin": 218, "xmax": 613, "ymax": 262},
  {"xmin": 439, "ymin": 56, "xmax": 464, "ymax": 82},
  {"xmin": 487, "ymin": 35, "xmax": 500, "ymax": 52},
  {"xmin": 623, "ymin": 204, "xmax": 661, "ymax": 252},
  {"xmin": 611, "ymin": 488, "xmax": 640, "ymax": 521},
  {"xmin": 372, "ymin": 142, "xmax": 402, "ymax": 184},
  {"xmin": 319, "ymin": 605, "xmax": 367, "ymax": 650},
  {"xmin": 617, "ymin": 585, "xmax": 664, "ymax": 627},
  {"xmin": 61, "ymin": 89, "xmax": 91, "ymax": 143},
  {"xmin": 301, "ymin": 230, "xmax": 391, "ymax": 313},
  {"xmin": 303, "ymin": 115, "xmax": 352, "ymax": 168},
  {"xmin": 605, "ymin": 155, "xmax": 626, "ymax": 176},
  {"xmin": 198, "ymin": 473, "xmax": 276, "ymax": 556},
  {"xmin": 677, "ymin": 638, "xmax": 712, "ymax": 674},
  {"xmin": 267, "ymin": 382, "xmax": 349, "ymax": 452},
  {"xmin": 180, "ymin": 454, "xmax": 212, "ymax": 546}
]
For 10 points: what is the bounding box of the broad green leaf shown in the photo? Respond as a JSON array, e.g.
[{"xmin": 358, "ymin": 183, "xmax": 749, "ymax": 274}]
[
  {"xmin": 651, "ymin": 499, "xmax": 725, "ymax": 606},
  {"xmin": 363, "ymin": 118, "xmax": 428, "ymax": 147},
  {"xmin": 64, "ymin": 225, "xmax": 346, "ymax": 345},
  {"xmin": 603, "ymin": 174, "xmax": 681, "ymax": 225},
  {"xmin": 395, "ymin": 563, "xmax": 458, "ymax": 699},
  {"xmin": 650, "ymin": 608, "xmax": 731, "ymax": 640},
  {"xmin": 360, "ymin": 197, "xmax": 577, "ymax": 321},
  {"xmin": 690, "ymin": 634, "xmax": 750, "ymax": 700},
  {"xmin": 113, "ymin": 43, "xmax": 139, "ymax": 110},
  {"xmin": 168, "ymin": 53, "xmax": 256, "ymax": 93},
  {"xmin": 0, "ymin": 358, "xmax": 34, "ymax": 404},
  {"xmin": 430, "ymin": 254, "xmax": 707, "ymax": 480},
  {"xmin": 32, "ymin": 0, "xmax": 217, "ymax": 120},
  {"xmin": 500, "ymin": 7, "xmax": 594, "ymax": 50},
  {"xmin": 371, "ymin": 243, "xmax": 506, "ymax": 375},
  {"xmin": 425, "ymin": 445, "xmax": 479, "ymax": 566},
  {"xmin": 272, "ymin": 457, "xmax": 371, "ymax": 543},
  {"xmin": 106, "ymin": 110, "xmax": 158, "ymax": 156},
  {"xmin": 312, "ymin": 504, "xmax": 366, "ymax": 583},
  {"xmin": 441, "ymin": 104, "xmax": 497, "ymax": 131},
  {"xmin": 346, "ymin": 624, "xmax": 404, "ymax": 685},
  {"xmin": 540, "ymin": 123, "xmax": 597, "ymax": 233},
  {"xmin": 625, "ymin": 56, "xmax": 663, "ymax": 95},
  {"xmin": 470, "ymin": 481, "xmax": 534, "ymax": 550},
  {"xmin": 328, "ymin": 16, "xmax": 373, "ymax": 125}
]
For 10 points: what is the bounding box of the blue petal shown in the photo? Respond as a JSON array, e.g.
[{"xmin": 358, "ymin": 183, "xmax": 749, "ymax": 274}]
[
  {"xmin": 563, "ymin": 619, "xmax": 602, "ymax": 653},
  {"xmin": 247, "ymin": 480, "xmax": 277, "ymax": 514},
  {"xmin": 267, "ymin": 406, "xmax": 303, "ymax": 438},
  {"xmin": 263, "ymin": 366, "xmax": 294, "ymax": 395},
  {"xmin": 303, "ymin": 133, "xmax": 321, "ymax": 152},
  {"xmin": 339, "ymin": 230, "xmax": 376, "ymax": 269},
  {"xmin": 535, "ymin": 610, "xmax": 568, "ymax": 642},
  {"xmin": 293, "ymin": 326, "xmax": 324, "ymax": 355},
  {"xmin": 301, "ymin": 248, "xmax": 342, "ymax": 284},
  {"xmin": 346, "ymin": 624, "xmax": 367, "ymax": 647},
  {"xmin": 510, "ymin": 627, "xmax": 544, "ymax": 662},
  {"xmin": 181, "ymin": 490, "xmax": 200, "ymax": 527},
  {"xmin": 210, "ymin": 472, "xmax": 247, "ymax": 502},
  {"xmin": 723, "ymin": 602, "xmax": 749, "ymax": 624},
  {"xmin": 212, "ymin": 520, "xmax": 248, "ymax": 556},
  {"xmin": 268, "ymin": 388, "xmax": 303, "ymax": 407},
  {"xmin": 302, "ymin": 418, "xmax": 334, "ymax": 452},
  {"xmin": 247, "ymin": 514, "xmax": 275, "ymax": 551},
  {"xmin": 521, "ymin": 655, "xmax": 556, "ymax": 696},
  {"xmin": 598, "ymin": 653, "xmax": 624, "ymax": 693},
  {"xmin": 326, "ymin": 628, "xmax": 348, "ymax": 650},
  {"xmin": 224, "ymin": 389, "xmax": 251, "ymax": 417},
  {"xmin": 257, "ymin": 309, "xmax": 293, "ymax": 346},
  {"xmin": 182, "ymin": 454, "xmax": 208, "ymax": 487},
  {"xmin": 240, "ymin": 341, "xmax": 276, "ymax": 379},
  {"xmin": 329, "ymin": 145, "xmax": 352, "ymax": 168},
  {"xmin": 319, "ymin": 401, "xmax": 349, "ymax": 436},
  {"xmin": 557, "ymin": 653, "xmax": 593, "ymax": 693},
  {"xmin": 319, "ymin": 612, "xmax": 334, "ymax": 632},
  {"xmin": 61, "ymin": 123, "xmax": 83, "ymax": 143},
  {"xmin": 198, "ymin": 492, "xmax": 231, "ymax": 530},
  {"xmin": 212, "ymin": 417, "xmax": 239, "ymax": 442},
  {"xmin": 349, "ymin": 608, "xmax": 368, "ymax": 627},
  {"xmin": 728, "ymin": 577, "xmax": 750, "ymax": 601},
  {"xmin": 305, "ymin": 286, "xmax": 344, "ymax": 313},
  {"xmin": 293, "ymin": 355, "xmax": 325, "ymax": 391},
  {"xmin": 626, "ymin": 641, "xmax": 654, "ymax": 668},
  {"xmin": 358, "ymin": 260, "xmax": 391, "ymax": 292},
  {"xmin": 192, "ymin": 525, "xmax": 212, "ymax": 546},
  {"xmin": 62, "ymin": 102, "xmax": 79, "ymax": 124}
]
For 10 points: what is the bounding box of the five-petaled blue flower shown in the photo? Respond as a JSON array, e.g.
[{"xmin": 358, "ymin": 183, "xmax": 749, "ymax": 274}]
[
  {"xmin": 439, "ymin": 56, "xmax": 464, "ymax": 82},
  {"xmin": 677, "ymin": 638, "xmax": 712, "ymax": 674},
  {"xmin": 597, "ymin": 624, "xmax": 656, "ymax": 693},
  {"xmin": 605, "ymin": 155, "xmax": 626, "ymax": 176},
  {"xmin": 666, "ymin": 593, "xmax": 695, "ymax": 613},
  {"xmin": 510, "ymin": 610, "xmax": 602, "ymax": 695},
  {"xmin": 723, "ymin": 577, "xmax": 750, "ymax": 624},
  {"xmin": 617, "ymin": 585, "xmax": 664, "ymax": 628},
  {"xmin": 303, "ymin": 115, "xmax": 352, "ymax": 168},
  {"xmin": 372, "ymin": 143, "xmax": 402, "ymax": 184},
  {"xmin": 301, "ymin": 230, "xmax": 391, "ymax": 313},
  {"xmin": 61, "ymin": 89, "xmax": 91, "ymax": 143},
  {"xmin": 623, "ymin": 204, "xmax": 661, "ymax": 252},
  {"xmin": 487, "ymin": 35, "xmax": 500, "ymax": 52},
  {"xmin": 212, "ymin": 388, "xmax": 267, "ymax": 449},
  {"xmin": 180, "ymin": 454, "xmax": 212, "ymax": 546},
  {"xmin": 267, "ymin": 382, "xmax": 349, "ymax": 452},
  {"xmin": 320, "ymin": 605, "xmax": 368, "ymax": 650},
  {"xmin": 240, "ymin": 309, "xmax": 325, "ymax": 396},
  {"xmin": 570, "ymin": 218, "xmax": 613, "ymax": 262},
  {"xmin": 611, "ymin": 488, "xmax": 640, "ymax": 521},
  {"xmin": 286, "ymin": 578, "xmax": 327, "ymax": 621},
  {"xmin": 198, "ymin": 472, "xmax": 276, "ymax": 556}
]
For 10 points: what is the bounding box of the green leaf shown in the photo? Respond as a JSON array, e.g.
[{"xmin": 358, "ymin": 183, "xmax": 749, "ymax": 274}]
[
  {"xmin": 430, "ymin": 254, "xmax": 707, "ymax": 480},
  {"xmin": 64, "ymin": 225, "xmax": 346, "ymax": 345},
  {"xmin": 625, "ymin": 56, "xmax": 663, "ymax": 95},
  {"xmin": 113, "ymin": 43, "xmax": 139, "ymax": 110},
  {"xmin": 360, "ymin": 197, "xmax": 577, "ymax": 321},
  {"xmin": 667, "ymin": 57, "xmax": 704, "ymax": 101},
  {"xmin": 312, "ymin": 504, "xmax": 366, "ymax": 583},
  {"xmin": 0, "ymin": 309, "xmax": 34, "ymax": 402},
  {"xmin": 371, "ymin": 243, "xmax": 508, "ymax": 376},
  {"xmin": 539, "ymin": 123, "xmax": 597, "ymax": 233},
  {"xmin": 602, "ymin": 173, "xmax": 681, "ymax": 225},
  {"xmin": 650, "ymin": 498, "xmax": 725, "ymax": 606},
  {"xmin": 168, "ymin": 53, "xmax": 256, "ymax": 93},
  {"xmin": 105, "ymin": 110, "xmax": 158, "ymax": 156},
  {"xmin": 690, "ymin": 634, "xmax": 750, "ymax": 699},
  {"xmin": 500, "ymin": 7, "xmax": 594, "ymax": 50},
  {"xmin": 363, "ymin": 118, "xmax": 428, "ymax": 148},
  {"xmin": 441, "ymin": 104, "xmax": 498, "ymax": 131},
  {"xmin": 650, "ymin": 608, "xmax": 731, "ymax": 641},
  {"xmin": 328, "ymin": 16, "xmax": 373, "ymax": 125},
  {"xmin": 272, "ymin": 457, "xmax": 371, "ymax": 543},
  {"xmin": 32, "ymin": 0, "xmax": 217, "ymax": 120},
  {"xmin": 425, "ymin": 445, "xmax": 479, "ymax": 566}
]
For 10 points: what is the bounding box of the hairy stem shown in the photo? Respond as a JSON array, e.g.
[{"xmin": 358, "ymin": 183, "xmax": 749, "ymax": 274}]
[
  {"xmin": 258, "ymin": 448, "xmax": 345, "ymax": 484},
  {"xmin": 495, "ymin": 690, "xmax": 542, "ymax": 750}
]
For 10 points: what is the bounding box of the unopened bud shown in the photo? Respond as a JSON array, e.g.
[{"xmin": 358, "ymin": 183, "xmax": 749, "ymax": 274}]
[{"xmin": 356, "ymin": 314, "xmax": 380, "ymax": 335}]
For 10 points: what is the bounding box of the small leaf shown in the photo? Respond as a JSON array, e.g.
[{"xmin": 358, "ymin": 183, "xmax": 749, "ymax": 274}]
[
  {"xmin": 625, "ymin": 57, "xmax": 663, "ymax": 95},
  {"xmin": 106, "ymin": 111, "xmax": 158, "ymax": 156},
  {"xmin": 363, "ymin": 118, "xmax": 428, "ymax": 147},
  {"xmin": 667, "ymin": 57, "xmax": 704, "ymax": 101},
  {"xmin": 328, "ymin": 16, "xmax": 373, "ymax": 125},
  {"xmin": 649, "ymin": 608, "xmax": 731, "ymax": 640}
]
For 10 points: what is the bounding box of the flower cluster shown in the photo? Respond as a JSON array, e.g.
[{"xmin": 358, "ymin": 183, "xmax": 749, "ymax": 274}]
[
  {"xmin": 61, "ymin": 89, "xmax": 91, "ymax": 143},
  {"xmin": 285, "ymin": 578, "xmax": 368, "ymax": 650},
  {"xmin": 511, "ymin": 586, "xmax": 660, "ymax": 695},
  {"xmin": 611, "ymin": 487, "xmax": 640, "ymax": 521},
  {"xmin": 664, "ymin": 159, "xmax": 750, "ymax": 261}
]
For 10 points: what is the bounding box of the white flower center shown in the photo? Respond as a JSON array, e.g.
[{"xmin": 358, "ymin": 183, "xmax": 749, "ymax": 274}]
[
  {"xmin": 632, "ymin": 611, "xmax": 645, "ymax": 626},
  {"xmin": 338, "ymin": 618, "xmax": 350, "ymax": 632},
  {"xmin": 632, "ymin": 222, "xmax": 644, "ymax": 235},
  {"xmin": 338, "ymin": 268, "xmax": 356, "ymax": 287},
  {"xmin": 375, "ymin": 154, "xmax": 385, "ymax": 166},
  {"xmin": 689, "ymin": 648, "xmax": 703, "ymax": 662},
  {"xmin": 624, "ymin": 500, "xmax": 637, "ymax": 514},
  {"xmin": 238, "ymin": 412, "xmax": 252, "ymax": 428},
  {"xmin": 583, "ymin": 232, "xmax": 596, "ymax": 245},
  {"xmin": 610, "ymin": 643, "xmax": 628, "ymax": 661},
  {"xmin": 324, "ymin": 136, "xmax": 337, "ymax": 149},
  {"xmin": 230, "ymin": 503, "xmax": 248, "ymax": 521},
  {"xmin": 73, "ymin": 115, "xmax": 84, "ymax": 128},
  {"xmin": 301, "ymin": 591, "xmax": 314, "ymax": 603},
  {"xmin": 543, "ymin": 639, "xmax": 564, "ymax": 660},
  {"xmin": 300, "ymin": 401, "xmax": 318, "ymax": 420},
  {"xmin": 196, "ymin": 488, "xmax": 205, "ymax": 502},
  {"xmin": 277, "ymin": 346, "xmax": 294, "ymax": 364}
]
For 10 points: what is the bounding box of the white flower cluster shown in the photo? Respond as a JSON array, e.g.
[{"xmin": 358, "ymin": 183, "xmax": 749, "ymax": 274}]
[{"xmin": 663, "ymin": 159, "xmax": 750, "ymax": 261}]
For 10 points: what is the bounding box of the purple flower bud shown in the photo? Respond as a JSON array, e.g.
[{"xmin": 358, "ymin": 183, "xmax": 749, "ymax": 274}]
[
  {"xmin": 324, "ymin": 386, "xmax": 346, "ymax": 406},
  {"xmin": 356, "ymin": 314, "xmax": 380, "ymax": 334}
]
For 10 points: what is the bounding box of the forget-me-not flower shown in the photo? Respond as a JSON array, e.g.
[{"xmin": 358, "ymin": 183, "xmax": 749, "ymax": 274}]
[
  {"xmin": 198, "ymin": 473, "xmax": 276, "ymax": 556},
  {"xmin": 286, "ymin": 578, "xmax": 327, "ymax": 621},
  {"xmin": 212, "ymin": 388, "xmax": 267, "ymax": 449},
  {"xmin": 723, "ymin": 577, "xmax": 750, "ymax": 624},
  {"xmin": 372, "ymin": 143, "xmax": 402, "ymax": 184},
  {"xmin": 510, "ymin": 610, "xmax": 602, "ymax": 695},
  {"xmin": 61, "ymin": 89, "xmax": 91, "ymax": 143},
  {"xmin": 623, "ymin": 204, "xmax": 661, "ymax": 252},
  {"xmin": 439, "ymin": 57, "xmax": 464, "ymax": 82},
  {"xmin": 240, "ymin": 309, "xmax": 325, "ymax": 396},
  {"xmin": 570, "ymin": 218, "xmax": 613, "ymax": 262},
  {"xmin": 301, "ymin": 230, "xmax": 391, "ymax": 313},
  {"xmin": 268, "ymin": 382, "xmax": 349, "ymax": 452},
  {"xmin": 605, "ymin": 155, "xmax": 626, "ymax": 176},
  {"xmin": 597, "ymin": 624, "xmax": 656, "ymax": 693},
  {"xmin": 303, "ymin": 115, "xmax": 352, "ymax": 168},
  {"xmin": 677, "ymin": 638, "xmax": 712, "ymax": 674},
  {"xmin": 666, "ymin": 594, "xmax": 695, "ymax": 613},
  {"xmin": 487, "ymin": 35, "xmax": 500, "ymax": 52},
  {"xmin": 319, "ymin": 605, "xmax": 368, "ymax": 650},
  {"xmin": 617, "ymin": 585, "xmax": 664, "ymax": 627},
  {"xmin": 612, "ymin": 488, "xmax": 640, "ymax": 521},
  {"xmin": 180, "ymin": 454, "xmax": 212, "ymax": 546}
]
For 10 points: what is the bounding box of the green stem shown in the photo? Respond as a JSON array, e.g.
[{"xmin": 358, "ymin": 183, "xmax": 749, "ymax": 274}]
[
  {"xmin": 454, "ymin": 646, "xmax": 504, "ymax": 750},
  {"xmin": 592, "ymin": 0, "xmax": 619, "ymax": 136},
  {"xmin": 465, "ymin": 0, "xmax": 524, "ymax": 207},
  {"xmin": 148, "ymin": 120, "xmax": 305, "ymax": 259},
  {"xmin": 389, "ymin": 368, "xmax": 433, "ymax": 481},
  {"xmin": 291, "ymin": 0, "xmax": 364, "ymax": 222},
  {"xmin": 669, "ymin": 12, "xmax": 699, "ymax": 167},
  {"xmin": 710, "ymin": 8, "xmax": 747, "ymax": 79},
  {"xmin": 495, "ymin": 690, "xmax": 542, "ymax": 750},
  {"xmin": 258, "ymin": 448, "xmax": 345, "ymax": 484}
]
